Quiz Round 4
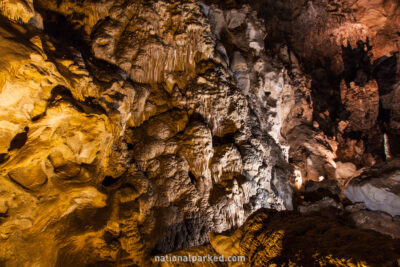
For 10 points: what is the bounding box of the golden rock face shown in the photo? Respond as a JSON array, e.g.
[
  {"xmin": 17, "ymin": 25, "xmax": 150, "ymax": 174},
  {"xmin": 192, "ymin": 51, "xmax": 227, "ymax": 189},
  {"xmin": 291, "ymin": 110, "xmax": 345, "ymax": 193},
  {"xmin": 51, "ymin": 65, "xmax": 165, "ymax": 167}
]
[
  {"xmin": 0, "ymin": 1, "xmax": 293, "ymax": 265},
  {"xmin": 0, "ymin": 0, "xmax": 35, "ymax": 23},
  {"xmin": 0, "ymin": 0, "xmax": 399, "ymax": 266},
  {"xmin": 0, "ymin": 15, "xmax": 118, "ymax": 266}
]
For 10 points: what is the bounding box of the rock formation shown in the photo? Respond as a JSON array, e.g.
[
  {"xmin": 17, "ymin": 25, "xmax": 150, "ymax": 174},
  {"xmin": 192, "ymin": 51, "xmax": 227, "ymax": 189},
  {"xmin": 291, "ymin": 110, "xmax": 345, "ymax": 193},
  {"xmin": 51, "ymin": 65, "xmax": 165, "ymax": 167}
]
[
  {"xmin": 0, "ymin": 0, "xmax": 399, "ymax": 266},
  {"xmin": 161, "ymin": 208, "xmax": 400, "ymax": 266}
]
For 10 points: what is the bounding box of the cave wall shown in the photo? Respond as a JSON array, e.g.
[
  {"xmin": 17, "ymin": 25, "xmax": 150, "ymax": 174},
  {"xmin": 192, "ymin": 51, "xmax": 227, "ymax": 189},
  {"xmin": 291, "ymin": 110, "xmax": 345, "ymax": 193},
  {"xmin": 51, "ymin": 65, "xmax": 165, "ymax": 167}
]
[
  {"xmin": 0, "ymin": 0, "xmax": 399, "ymax": 266},
  {"xmin": 0, "ymin": 1, "xmax": 295, "ymax": 266}
]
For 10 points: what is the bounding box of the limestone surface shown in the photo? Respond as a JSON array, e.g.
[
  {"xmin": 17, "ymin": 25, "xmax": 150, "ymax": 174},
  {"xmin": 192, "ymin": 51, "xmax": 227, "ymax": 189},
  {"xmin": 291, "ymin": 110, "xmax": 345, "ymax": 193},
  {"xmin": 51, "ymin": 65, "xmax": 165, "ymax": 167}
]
[{"xmin": 0, "ymin": 0, "xmax": 399, "ymax": 266}]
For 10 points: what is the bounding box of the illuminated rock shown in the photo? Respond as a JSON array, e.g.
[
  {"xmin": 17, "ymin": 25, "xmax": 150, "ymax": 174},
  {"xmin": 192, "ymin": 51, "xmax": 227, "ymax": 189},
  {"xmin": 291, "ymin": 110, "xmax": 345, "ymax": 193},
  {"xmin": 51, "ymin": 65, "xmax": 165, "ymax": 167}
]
[{"xmin": 0, "ymin": 0, "xmax": 399, "ymax": 265}]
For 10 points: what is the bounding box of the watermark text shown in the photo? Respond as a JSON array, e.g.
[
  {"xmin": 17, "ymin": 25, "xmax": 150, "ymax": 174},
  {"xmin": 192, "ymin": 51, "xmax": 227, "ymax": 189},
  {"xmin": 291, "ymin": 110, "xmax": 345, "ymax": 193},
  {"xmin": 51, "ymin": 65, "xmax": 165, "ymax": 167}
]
[{"xmin": 154, "ymin": 254, "xmax": 246, "ymax": 263}]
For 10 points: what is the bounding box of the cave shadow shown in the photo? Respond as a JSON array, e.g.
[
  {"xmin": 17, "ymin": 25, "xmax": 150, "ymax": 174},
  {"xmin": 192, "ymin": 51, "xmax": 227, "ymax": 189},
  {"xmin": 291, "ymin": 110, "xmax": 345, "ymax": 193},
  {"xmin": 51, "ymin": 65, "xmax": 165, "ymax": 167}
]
[
  {"xmin": 373, "ymin": 54, "xmax": 400, "ymax": 156},
  {"xmin": 307, "ymin": 40, "xmax": 398, "ymax": 161},
  {"xmin": 33, "ymin": 4, "xmax": 133, "ymax": 89},
  {"xmin": 309, "ymin": 40, "xmax": 373, "ymax": 137}
]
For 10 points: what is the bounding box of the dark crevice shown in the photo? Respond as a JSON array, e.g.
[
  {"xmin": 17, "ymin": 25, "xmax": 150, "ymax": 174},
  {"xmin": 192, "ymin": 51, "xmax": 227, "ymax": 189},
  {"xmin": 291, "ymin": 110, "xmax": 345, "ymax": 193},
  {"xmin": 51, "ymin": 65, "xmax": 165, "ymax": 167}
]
[
  {"xmin": 22, "ymin": 85, "xmax": 106, "ymax": 124},
  {"xmin": 373, "ymin": 55, "xmax": 397, "ymax": 96},
  {"xmin": 8, "ymin": 127, "xmax": 29, "ymax": 151},
  {"xmin": 212, "ymin": 133, "xmax": 235, "ymax": 147},
  {"xmin": 102, "ymin": 176, "xmax": 120, "ymax": 187},
  {"xmin": 373, "ymin": 55, "xmax": 398, "ymax": 135},
  {"xmin": 377, "ymin": 105, "xmax": 391, "ymax": 125},
  {"xmin": 105, "ymin": 91, "xmax": 126, "ymax": 101},
  {"xmin": 341, "ymin": 40, "xmax": 373, "ymax": 86},
  {"xmin": 342, "ymin": 131, "xmax": 363, "ymax": 140},
  {"xmin": 309, "ymin": 66, "xmax": 342, "ymax": 137},
  {"xmin": 35, "ymin": 5, "xmax": 128, "ymax": 88},
  {"xmin": 0, "ymin": 154, "xmax": 9, "ymax": 164},
  {"xmin": 388, "ymin": 133, "xmax": 400, "ymax": 156},
  {"xmin": 126, "ymin": 143, "xmax": 134, "ymax": 150},
  {"xmin": 31, "ymin": 113, "xmax": 46, "ymax": 122},
  {"xmin": 188, "ymin": 171, "xmax": 196, "ymax": 184},
  {"xmin": 315, "ymin": 137, "xmax": 333, "ymax": 152},
  {"xmin": 219, "ymin": 27, "xmax": 246, "ymax": 61},
  {"xmin": 188, "ymin": 112, "xmax": 207, "ymax": 125},
  {"xmin": 49, "ymin": 85, "xmax": 107, "ymax": 115}
]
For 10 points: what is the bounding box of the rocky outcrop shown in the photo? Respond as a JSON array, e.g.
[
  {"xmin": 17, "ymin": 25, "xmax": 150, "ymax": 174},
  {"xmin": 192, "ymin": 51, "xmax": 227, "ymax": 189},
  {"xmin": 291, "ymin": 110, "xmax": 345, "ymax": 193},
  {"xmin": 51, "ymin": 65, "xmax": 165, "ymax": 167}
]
[
  {"xmin": 0, "ymin": 1, "xmax": 296, "ymax": 266},
  {"xmin": 346, "ymin": 204, "xmax": 400, "ymax": 239},
  {"xmin": 0, "ymin": 0, "xmax": 399, "ymax": 266},
  {"xmin": 340, "ymin": 79, "xmax": 380, "ymax": 132},
  {"xmin": 160, "ymin": 208, "xmax": 400, "ymax": 266},
  {"xmin": 344, "ymin": 158, "xmax": 400, "ymax": 216},
  {"xmin": 218, "ymin": 0, "xmax": 400, "ymax": 191}
]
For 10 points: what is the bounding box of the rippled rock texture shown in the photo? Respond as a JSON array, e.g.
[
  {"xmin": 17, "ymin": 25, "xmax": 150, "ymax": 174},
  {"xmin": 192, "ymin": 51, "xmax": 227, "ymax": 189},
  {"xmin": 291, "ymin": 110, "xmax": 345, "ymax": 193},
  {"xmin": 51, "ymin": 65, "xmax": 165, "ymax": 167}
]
[
  {"xmin": 162, "ymin": 208, "xmax": 400, "ymax": 266},
  {"xmin": 0, "ymin": 0, "xmax": 400, "ymax": 266},
  {"xmin": 0, "ymin": 1, "xmax": 294, "ymax": 266}
]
